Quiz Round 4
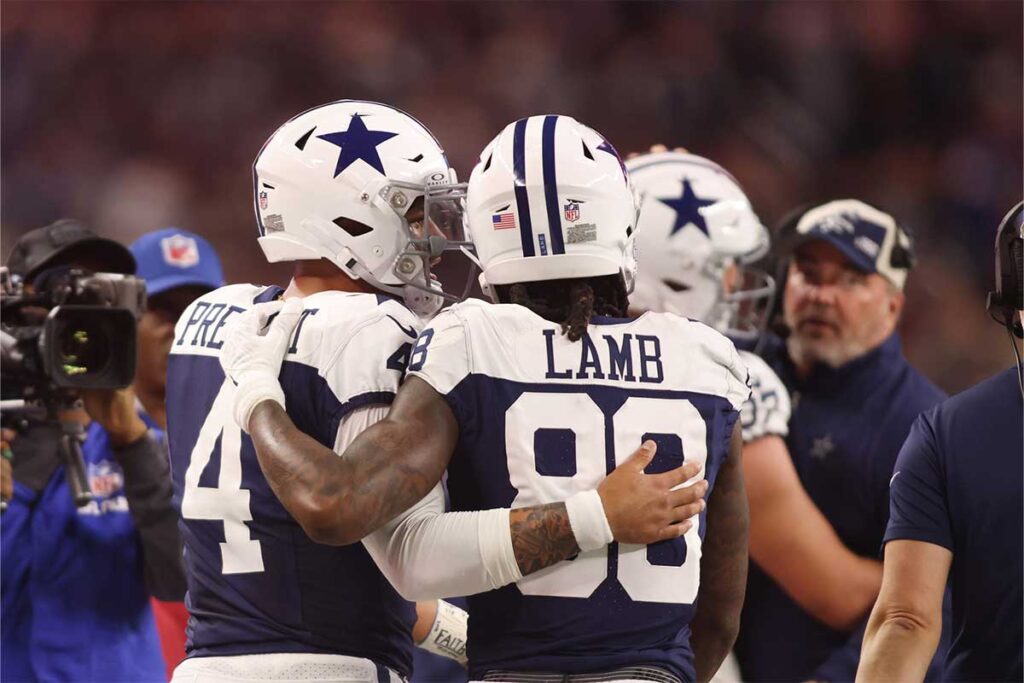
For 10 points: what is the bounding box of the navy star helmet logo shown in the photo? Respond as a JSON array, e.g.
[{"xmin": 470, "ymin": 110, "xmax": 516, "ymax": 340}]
[
  {"xmin": 317, "ymin": 114, "xmax": 398, "ymax": 178},
  {"xmin": 657, "ymin": 179, "xmax": 716, "ymax": 237}
]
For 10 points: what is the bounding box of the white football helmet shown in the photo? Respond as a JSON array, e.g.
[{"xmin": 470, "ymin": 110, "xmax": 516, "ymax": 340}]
[
  {"xmin": 253, "ymin": 100, "xmax": 470, "ymax": 316},
  {"xmin": 626, "ymin": 151, "xmax": 774, "ymax": 340},
  {"xmin": 465, "ymin": 115, "xmax": 638, "ymax": 299}
]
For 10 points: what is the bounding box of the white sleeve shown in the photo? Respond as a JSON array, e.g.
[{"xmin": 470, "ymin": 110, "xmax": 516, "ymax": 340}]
[
  {"xmin": 332, "ymin": 402, "xmax": 391, "ymax": 455},
  {"xmin": 405, "ymin": 309, "xmax": 472, "ymax": 396},
  {"xmin": 335, "ymin": 404, "xmax": 523, "ymax": 602},
  {"xmin": 321, "ymin": 312, "xmax": 420, "ymax": 409},
  {"xmin": 738, "ymin": 350, "xmax": 792, "ymax": 443},
  {"xmin": 361, "ymin": 485, "xmax": 523, "ymax": 601}
]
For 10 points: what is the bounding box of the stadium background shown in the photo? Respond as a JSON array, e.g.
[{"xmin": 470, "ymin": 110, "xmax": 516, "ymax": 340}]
[{"xmin": 2, "ymin": 1, "xmax": 1021, "ymax": 393}]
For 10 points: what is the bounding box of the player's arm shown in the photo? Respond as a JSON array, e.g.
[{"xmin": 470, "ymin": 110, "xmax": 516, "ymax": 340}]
[
  {"xmin": 856, "ymin": 540, "xmax": 951, "ymax": 682},
  {"xmin": 251, "ymin": 380, "xmax": 703, "ymax": 552},
  {"xmin": 232, "ymin": 301, "xmax": 706, "ymax": 562},
  {"xmin": 689, "ymin": 421, "xmax": 748, "ymax": 683},
  {"xmin": 856, "ymin": 411, "xmax": 953, "ymax": 681},
  {"xmin": 744, "ymin": 434, "xmax": 882, "ymax": 630},
  {"xmin": 247, "ymin": 377, "xmax": 455, "ymax": 545}
]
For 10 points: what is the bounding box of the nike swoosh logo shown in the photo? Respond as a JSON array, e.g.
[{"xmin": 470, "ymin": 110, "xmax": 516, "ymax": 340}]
[{"xmin": 385, "ymin": 314, "xmax": 418, "ymax": 338}]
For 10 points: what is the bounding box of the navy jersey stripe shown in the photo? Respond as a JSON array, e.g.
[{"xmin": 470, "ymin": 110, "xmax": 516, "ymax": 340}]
[
  {"xmin": 512, "ymin": 119, "xmax": 536, "ymax": 257},
  {"xmin": 541, "ymin": 115, "xmax": 566, "ymax": 255}
]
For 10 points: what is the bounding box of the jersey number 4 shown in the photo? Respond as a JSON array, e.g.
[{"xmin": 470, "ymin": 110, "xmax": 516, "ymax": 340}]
[
  {"xmin": 181, "ymin": 381, "xmax": 264, "ymax": 574},
  {"xmin": 508, "ymin": 393, "xmax": 707, "ymax": 605}
]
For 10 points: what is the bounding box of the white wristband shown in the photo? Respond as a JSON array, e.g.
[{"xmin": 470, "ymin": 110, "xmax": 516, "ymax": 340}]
[
  {"xmin": 416, "ymin": 600, "xmax": 468, "ymax": 666},
  {"xmin": 565, "ymin": 489, "xmax": 614, "ymax": 552},
  {"xmin": 232, "ymin": 374, "xmax": 286, "ymax": 433}
]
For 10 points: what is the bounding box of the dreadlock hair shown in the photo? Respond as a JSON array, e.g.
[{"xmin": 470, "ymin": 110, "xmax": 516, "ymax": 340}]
[{"xmin": 494, "ymin": 274, "xmax": 629, "ymax": 342}]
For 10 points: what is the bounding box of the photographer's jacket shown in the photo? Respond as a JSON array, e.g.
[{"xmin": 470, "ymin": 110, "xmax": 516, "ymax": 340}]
[{"xmin": 0, "ymin": 415, "xmax": 180, "ymax": 682}]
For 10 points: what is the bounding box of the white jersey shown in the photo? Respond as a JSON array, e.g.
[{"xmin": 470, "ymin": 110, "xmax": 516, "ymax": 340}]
[
  {"xmin": 406, "ymin": 299, "xmax": 749, "ymax": 681},
  {"xmin": 738, "ymin": 350, "xmax": 791, "ymax": 443},
  {"xmin": 166, "ymin": 284, "xmax": 423, "ymax": 673}
]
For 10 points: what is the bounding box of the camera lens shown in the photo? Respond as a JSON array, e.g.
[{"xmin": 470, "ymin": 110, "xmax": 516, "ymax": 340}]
[
  {"xmin": 56, "ymin": 320, "xmax": 109, "ymax": 379},
  {"xmin": 43, "ymin": 305, "xmax": 136, "ymax": 389}
]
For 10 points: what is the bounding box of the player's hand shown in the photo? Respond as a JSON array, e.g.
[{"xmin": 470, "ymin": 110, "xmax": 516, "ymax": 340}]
[
  {"xmin": 597, "ymin": 440, "xmax": 707, "ymax": 545},
  {"xmin": 81, "ymin": 386, "xmax": 148, "ymax": 447},
  {"xmin": 220, "ymin": 298, "xmax": 304, "ymax": 432}
]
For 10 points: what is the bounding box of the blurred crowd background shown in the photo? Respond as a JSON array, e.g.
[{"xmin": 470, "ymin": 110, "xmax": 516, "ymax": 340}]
[{"xmin": 2, "ymin": 1, "xmax": 1021, "ymax": 393}]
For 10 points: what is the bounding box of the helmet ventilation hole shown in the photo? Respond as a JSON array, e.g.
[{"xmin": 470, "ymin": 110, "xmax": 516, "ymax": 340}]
[
  {"xmin": 295, "ymin": 127, "xmax": 317, "ymax": 150},
  {"xmin": 333, "ymin": 217, "xmax": 373, "ymax": 237}
]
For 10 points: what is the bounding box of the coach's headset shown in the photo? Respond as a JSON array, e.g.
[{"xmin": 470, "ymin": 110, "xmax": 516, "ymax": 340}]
[
  {"xmin": 986, "ymin": 201, "xmax": 1024, "ymax": 397},
  {"xmin": 763, "ymin": 201, "xmax": 915, "ymax": 345},
  {"xmin": 987, "ymin": 201, "xmax": 1024, "ymax": 338}
]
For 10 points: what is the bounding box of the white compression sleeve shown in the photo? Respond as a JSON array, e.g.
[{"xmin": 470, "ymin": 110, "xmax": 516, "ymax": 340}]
[
  {"xmin": 335, "ymin": 407, "xmax": 523, "ymax": 602},
  {"xmin": 361, "ymin": 483, "xmax": 523, "ymax": 601}
]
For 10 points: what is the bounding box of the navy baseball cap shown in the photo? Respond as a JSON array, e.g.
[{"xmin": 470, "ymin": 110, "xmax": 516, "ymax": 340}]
[
  {"xmin": 130, "ymin": 228, "xmax": 225, "ymax": 297},
  {"xmin": 784, "ymin": 199, "xmax": 914, "ymax": 290},
  {"xmin": 6, "ymin": 219, "xmax": 136, "ymax": 280}
]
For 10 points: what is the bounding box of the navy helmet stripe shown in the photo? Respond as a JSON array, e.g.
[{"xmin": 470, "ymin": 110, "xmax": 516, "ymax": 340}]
[
  {"xmin": 541, "ymin": 115, "xmax": 566, "ymax": 255},
  {"xmin": 512, "ymin": 119, "xmax": 536, "ymax": 258}
]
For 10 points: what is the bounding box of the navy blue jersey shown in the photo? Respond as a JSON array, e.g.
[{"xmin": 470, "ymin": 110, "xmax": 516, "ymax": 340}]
[
  {"xmin": 0, "ymin": 420, "xmax": 165, "ymax": 681},
  {"xmin": 166, "ymin": 284, "xmax": 423, "ymax": 676},
  {"xmin": 407, "ymin": 301, "xmax": 749, "ymax": 682},
  {"xmin": 885, "ymin": 366, "xmax": 1023, "ymax": 681},
  {"xmin": 736, "ymin": 333, "xmax": 947, "ymax": 681}
]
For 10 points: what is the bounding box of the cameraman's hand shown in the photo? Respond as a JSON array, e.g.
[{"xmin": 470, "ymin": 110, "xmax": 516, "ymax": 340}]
[
  {"xmin": 1, "ymin": 429, "xmax": 14, "ymax": 503},
  {"xmin": 221, "ymin": 298, "xmax": 304, "ymax": 433},
  {"xmin": 82, "ymin": 387, "xmax": 148, "ymax": 447},
  {"xmin": 598, "ymin": 441, "xmax": 707, "ymax": 545}
]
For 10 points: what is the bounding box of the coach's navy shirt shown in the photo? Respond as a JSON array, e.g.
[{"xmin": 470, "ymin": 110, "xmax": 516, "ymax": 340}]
[
  {"xmin": 885, "ymin": 366, "xmax": 1023, "ymax": 681},
  {"xmin": 736, "ymin": 333, "xmax": 948, "ymax": 681}
]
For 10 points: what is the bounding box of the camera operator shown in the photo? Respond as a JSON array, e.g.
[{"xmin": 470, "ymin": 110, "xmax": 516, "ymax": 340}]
[{"xmin": 0, "ymin": 220, "xmax": 190, "ymax": 681}]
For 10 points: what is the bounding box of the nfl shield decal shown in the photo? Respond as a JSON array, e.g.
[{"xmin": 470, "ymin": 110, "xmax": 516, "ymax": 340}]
[
  {"xmin": 564, "ymin": 201, "xmax": 580, "ymax": 222},
  {"xmin": 161, "ymin": 234, "xmax": 200, "ymax": 268}
]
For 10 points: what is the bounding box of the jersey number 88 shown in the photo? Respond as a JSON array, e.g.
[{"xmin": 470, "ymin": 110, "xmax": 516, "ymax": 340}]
[{"xmin": 507, "ymin": 392, "xmax": 706, "ymax": 605}]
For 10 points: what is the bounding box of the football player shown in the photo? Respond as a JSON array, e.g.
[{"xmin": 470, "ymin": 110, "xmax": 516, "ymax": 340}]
[
  {"xmin": 626, "ymin": 151, "xmax": 883, "ymax": 630},
  {"xmin": 226, "ymin": 115, "xmax": 750, "ymax": 683},
  {"xmin": 166, "ymin": 102, "xmax": 705, "ymax": 683}
]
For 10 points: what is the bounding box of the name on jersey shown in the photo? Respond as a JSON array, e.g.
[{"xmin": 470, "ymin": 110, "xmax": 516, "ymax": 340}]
[
  {"xmin": 175, "ymin": 300, "xmax": 320, "ymax": 352},
  {"xmin": 543, "ymin": 330, "xmax": 664, "ymax": 383},
  {"xmin": 176, "ymin": 301, "xmax": 246, "ymax": 349}
]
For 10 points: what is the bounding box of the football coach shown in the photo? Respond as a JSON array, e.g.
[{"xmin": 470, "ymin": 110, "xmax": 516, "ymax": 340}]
[{"xmin": 858, "ymin": 201, "xmax": 1024, "ymax": 681}]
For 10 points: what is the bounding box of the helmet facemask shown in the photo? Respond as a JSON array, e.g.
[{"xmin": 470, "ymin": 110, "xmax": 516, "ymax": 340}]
[
  {"xmin": 379, "ymin": 177, "xmax": 477, "ymax": 314},
  {"xmin": 704, "ymin": 254, "xmax": 776, "ymax": 341}
]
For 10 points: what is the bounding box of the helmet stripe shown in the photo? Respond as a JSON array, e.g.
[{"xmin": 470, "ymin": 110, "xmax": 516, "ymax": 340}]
[
  {"xmin": 512, "ymin": 119, "xmax": 536, "ymax": 257},
  {"xmin": 541, "ymin": 115, "xmax": 566, "ymax": 255}
]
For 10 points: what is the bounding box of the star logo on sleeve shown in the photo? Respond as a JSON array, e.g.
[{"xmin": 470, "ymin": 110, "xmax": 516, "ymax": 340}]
[
  {"xmin": 657, "ymin": 179, "xmax": 716, "ymax": 236},
  {"xmin": 317, "ymin": 114, "xmax": 398, "ymax": 177},
  {"xmin": 810, "ymin": 434, "xmax": 835, "ymax": 460}
]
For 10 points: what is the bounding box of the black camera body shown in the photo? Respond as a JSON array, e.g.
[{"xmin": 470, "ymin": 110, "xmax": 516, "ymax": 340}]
[{"xmin": 1, "ymin": 266, "xmax": 147, "ymax": 396}]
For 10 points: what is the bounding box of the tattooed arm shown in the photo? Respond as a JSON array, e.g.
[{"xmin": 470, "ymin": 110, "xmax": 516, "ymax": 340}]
[
  {"xmin": 249, "ymin": 376, "xmax": 707, "ymax": 580},
  {"xmin": 689, "ymin": 421, "xmax": 749, "ymax": 683},
  {"xmin": 248, "ymin": 377, "xmax": 458, "ymax": 546},
  {"xmin": 509, "ymin": 503, "xmax": 580, "ymax": 576}
]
